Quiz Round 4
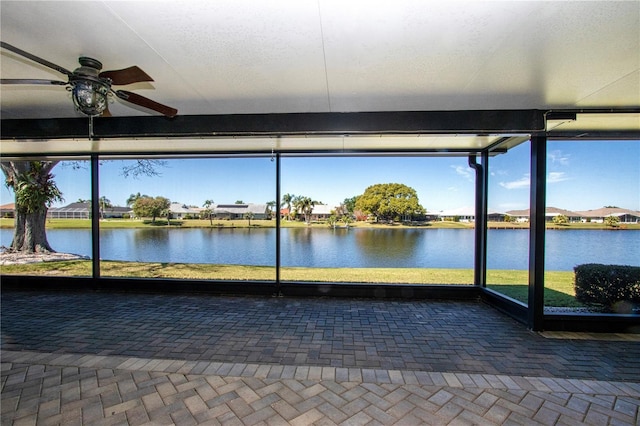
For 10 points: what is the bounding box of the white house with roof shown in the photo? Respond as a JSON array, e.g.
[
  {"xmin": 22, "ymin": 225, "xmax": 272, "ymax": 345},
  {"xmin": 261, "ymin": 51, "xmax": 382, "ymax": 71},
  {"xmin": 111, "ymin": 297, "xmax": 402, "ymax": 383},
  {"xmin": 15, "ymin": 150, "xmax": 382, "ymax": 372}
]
[
  {"xmin": 505, "ymin": 209, "xmax": 530, "ymax": 223},
  {"xmin": 506, "ymin": 207, "xmax": 582, "ymax": 223},
  {"xmin": 575, "ymin": 207, "xmax": 640, "ymax": 224},
  {"xmin": 309, "ymin": 204, "xmax": 336, "ymax": 221},
  {"xmin": 544, "ymin": 207, "xmax": 583, "ymax": 223},
  {"xmin": 506, "ymin": 207, "xmax": 640, "ymax": 224},
  {"xmin": 213, "ymin": 203, "xmax": 269, "ymax": 220},
  {"xmin": 169, "ymin": 203, "xmax": 202, "ymax": 219},
  {"xmin": 436, "ymin": 206, "xmax": 506, "ymax": 222},
  {"xmin": 48, "ymin": 202, "xmax": 133, "ymax": 219}
]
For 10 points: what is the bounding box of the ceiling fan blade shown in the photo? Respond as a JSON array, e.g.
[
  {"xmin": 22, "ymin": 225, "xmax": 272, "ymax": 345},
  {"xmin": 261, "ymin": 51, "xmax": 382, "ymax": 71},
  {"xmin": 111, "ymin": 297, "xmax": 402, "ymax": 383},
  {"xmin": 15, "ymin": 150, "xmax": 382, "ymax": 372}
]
[
  {"xmin": 115, "ymin": 90, "xmax": 177, "ymax": 117},
  {"xmin": 1, "ymin": 78, "xmax": 67, "ymax": 85},
  {"xmin": 1, "ymin": 41, "xmax": 73, "ymax": 77},
  {"xmin": 100, "ymin": 66, "xmax": 153, "ymax": 85}
]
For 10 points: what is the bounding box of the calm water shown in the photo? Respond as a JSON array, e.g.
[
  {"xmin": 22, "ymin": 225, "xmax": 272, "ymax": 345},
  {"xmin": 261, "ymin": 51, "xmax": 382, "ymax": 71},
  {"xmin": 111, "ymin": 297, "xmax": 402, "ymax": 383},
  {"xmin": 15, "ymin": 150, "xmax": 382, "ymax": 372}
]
[{"xmin": 1, "ymin": 228, "xmax": 638, "ymax": 271}]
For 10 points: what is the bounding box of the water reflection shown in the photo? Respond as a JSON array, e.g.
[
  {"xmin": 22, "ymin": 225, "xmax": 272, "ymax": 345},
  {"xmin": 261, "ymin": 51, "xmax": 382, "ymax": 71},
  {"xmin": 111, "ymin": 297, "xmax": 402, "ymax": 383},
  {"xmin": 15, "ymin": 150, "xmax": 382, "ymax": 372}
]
[{"xmin": 354, "ymin": 228, "xmax": 420, "ymax": 260}]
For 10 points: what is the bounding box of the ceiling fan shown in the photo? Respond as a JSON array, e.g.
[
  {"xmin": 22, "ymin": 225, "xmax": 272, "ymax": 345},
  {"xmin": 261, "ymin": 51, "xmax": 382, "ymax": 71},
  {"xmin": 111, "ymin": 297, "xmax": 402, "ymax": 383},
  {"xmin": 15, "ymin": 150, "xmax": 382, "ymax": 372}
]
[{"xmin": 0, "ymin": 41, "xmax": 177, "ymax": 118}]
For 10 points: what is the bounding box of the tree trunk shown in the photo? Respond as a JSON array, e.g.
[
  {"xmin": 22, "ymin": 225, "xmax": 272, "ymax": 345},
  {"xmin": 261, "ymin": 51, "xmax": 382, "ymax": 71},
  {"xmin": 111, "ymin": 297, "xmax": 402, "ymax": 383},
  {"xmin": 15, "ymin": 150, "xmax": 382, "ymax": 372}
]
[
  {"xmin": 11, "ymin": 207, "xmax": 54, "ymax": 253},
  {"xmin": 1, "ymin": 160, "xmax": 59, "ymax": 253}
]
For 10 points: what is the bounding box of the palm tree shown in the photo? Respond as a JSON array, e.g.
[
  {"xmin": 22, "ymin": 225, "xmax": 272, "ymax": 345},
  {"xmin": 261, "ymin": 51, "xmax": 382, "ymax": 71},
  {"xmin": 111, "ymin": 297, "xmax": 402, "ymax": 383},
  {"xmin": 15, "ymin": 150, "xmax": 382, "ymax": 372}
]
[
  {"xmin": 266, "ymin": 201, "xmax": 276, "ymax": 219},
  {"xmin": 282, "ymin": 193, "xmax": 295, "ymax": 220},
  {"xmin": 327, "ymin": 215, "xmax": 338, "ymax": 229},
  {"xmin": 202, "ymin": 199, "xmax": 214, "ymax": 226},
  {"xmin": 126, "ymin": 192, "xmax": 145, "ymax": 207},
  {"xmin": 296, "ymin": 196, "xmax": 319, "ymax": 224},
  {"xmin": 292, "ymin": 195, "xmax": 304, "ymax": 221},
  {"xmin": 99, "ymin": 196, "xmax": 112, "ymax": 220},
  {"xmin": 244, "ymin": 212, "xmax": 254, "ymax": 226}
]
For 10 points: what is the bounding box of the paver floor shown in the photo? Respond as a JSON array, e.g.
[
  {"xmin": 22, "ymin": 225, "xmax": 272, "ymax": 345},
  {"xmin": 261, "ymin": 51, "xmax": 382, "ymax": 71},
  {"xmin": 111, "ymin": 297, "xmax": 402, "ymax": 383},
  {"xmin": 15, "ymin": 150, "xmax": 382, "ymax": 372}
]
[{"xmin": 2, "ymin": 291, "xmax": 639, "ymax": 425}]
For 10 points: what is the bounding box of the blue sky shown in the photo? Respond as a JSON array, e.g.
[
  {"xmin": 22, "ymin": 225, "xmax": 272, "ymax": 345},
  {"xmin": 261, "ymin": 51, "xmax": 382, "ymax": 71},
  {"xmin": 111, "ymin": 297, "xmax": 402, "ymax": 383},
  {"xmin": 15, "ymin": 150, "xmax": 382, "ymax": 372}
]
[{"xmin": 1, "ymin": 140, "xmax": 638, "ymax": 213}]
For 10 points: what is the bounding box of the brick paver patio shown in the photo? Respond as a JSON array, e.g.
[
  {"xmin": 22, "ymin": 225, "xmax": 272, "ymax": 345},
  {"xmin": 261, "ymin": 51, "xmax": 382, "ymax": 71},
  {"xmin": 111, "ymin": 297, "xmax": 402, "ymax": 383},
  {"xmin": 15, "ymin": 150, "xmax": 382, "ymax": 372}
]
[{"xmin": 2, "ymin": 291, "xmax": 639, "ymax": 425}]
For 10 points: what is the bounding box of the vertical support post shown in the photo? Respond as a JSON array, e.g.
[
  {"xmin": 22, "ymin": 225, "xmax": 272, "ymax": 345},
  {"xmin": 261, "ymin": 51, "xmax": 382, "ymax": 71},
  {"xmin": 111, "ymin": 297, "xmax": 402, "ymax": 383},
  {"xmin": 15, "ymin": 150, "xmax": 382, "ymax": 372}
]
[
  {"xmin": 528, "ymin": 135, "xmax": 546, "ymax": 330},
  {"xmin": 469, "ymin": 153, "xmax": 488, "ymax": 287},
  {"xmin": 480, "ymin": 151, "xmax": 489, "ymax": 286},
  {"xmin": 91, "ymin": 154, "xmax": 100, "ymax": 279},
  {"xmin": 275, "ymin": 153, "xmax": 281, "ymax": 294}
]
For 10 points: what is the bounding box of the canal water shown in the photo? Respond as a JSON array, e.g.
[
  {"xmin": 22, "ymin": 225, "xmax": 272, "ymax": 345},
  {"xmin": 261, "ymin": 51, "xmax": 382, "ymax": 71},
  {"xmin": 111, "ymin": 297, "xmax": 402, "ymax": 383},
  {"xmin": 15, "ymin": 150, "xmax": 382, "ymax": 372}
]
[{"xmin": 2, "ymin": 227, "xmax": 638, "ymax": 271}]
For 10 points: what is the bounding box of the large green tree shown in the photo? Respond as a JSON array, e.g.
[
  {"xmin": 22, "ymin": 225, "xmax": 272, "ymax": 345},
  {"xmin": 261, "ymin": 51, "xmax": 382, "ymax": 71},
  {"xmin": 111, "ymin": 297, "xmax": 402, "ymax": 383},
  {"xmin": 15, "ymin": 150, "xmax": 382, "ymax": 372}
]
[
  {"xmin": 132, "ymin": 196, "xmax": 171, "ymax": 223},
  {"xmin": 342, "ymin": 196, "xmax": 358, "ymax": 215},
  {"xmin": 355, "ymin": 183, "xmax": 425, "ymax": 222}
]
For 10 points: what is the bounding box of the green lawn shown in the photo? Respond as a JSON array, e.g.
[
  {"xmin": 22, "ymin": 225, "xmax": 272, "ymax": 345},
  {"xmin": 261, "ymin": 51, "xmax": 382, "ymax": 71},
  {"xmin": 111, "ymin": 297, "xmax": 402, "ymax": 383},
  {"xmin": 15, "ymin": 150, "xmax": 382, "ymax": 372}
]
[{"xmin": 0, "ymin": 260, "xmax": 581, "ymax": 307}]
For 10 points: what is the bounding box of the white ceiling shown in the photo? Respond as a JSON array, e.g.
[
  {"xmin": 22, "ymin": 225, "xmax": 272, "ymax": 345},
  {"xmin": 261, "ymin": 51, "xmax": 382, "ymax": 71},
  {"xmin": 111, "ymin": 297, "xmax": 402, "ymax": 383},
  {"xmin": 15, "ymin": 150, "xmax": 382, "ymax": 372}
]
[{"xmin": 1, "ymin": 0, "xmax": 639, "ymax": 120}]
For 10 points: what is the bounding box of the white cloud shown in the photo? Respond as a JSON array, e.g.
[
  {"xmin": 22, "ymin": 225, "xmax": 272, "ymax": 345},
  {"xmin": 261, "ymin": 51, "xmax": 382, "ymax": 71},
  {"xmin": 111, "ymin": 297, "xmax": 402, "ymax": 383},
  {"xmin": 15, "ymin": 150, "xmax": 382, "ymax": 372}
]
[
  {"xmin": 499, "ymin": 172, "xmax": 570, "ymax": 190},
  {"xmin": 548, "ymin": 150, "xmax": 570, "ymax": 166},
  {"xmin": 547, "ymin": 171, "xmax": 570, "ymax": 184},
  {"xmin": 451, "ymin": 165, "xmax": 473, "ymax": 181},
  {"xmin": 500, "ymin": 174, "xmax": 530, "ymax": 189}
]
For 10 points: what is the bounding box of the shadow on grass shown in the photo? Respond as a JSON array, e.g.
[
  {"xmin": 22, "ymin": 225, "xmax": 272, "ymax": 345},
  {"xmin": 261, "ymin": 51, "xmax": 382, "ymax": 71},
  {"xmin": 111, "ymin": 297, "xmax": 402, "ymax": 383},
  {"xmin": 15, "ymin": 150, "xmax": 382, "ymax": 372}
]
[{"xmin": 486, "ymin": 284, "xmax": 585, "ymax": 307}]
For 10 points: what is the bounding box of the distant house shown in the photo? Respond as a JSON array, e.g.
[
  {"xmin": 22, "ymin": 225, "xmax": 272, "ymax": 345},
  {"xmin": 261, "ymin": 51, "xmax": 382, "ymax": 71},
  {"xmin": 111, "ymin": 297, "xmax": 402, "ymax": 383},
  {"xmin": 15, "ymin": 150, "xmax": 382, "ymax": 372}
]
[
  {"xmin": 506, "ymin": 207, "xmax": 582, "ymax": 223},
  {"xmin": 169, "ymin": 203, "xmax": 202, "ymax": 219},
  {"xmin": 544, "ymin": 207, "xmax": 582, "ymax": 223},
  {"xmin": 576, "ymin": 207, "xmax": 640, "ymax": 224},
  {"xmin": 436, "ymin": 206, "xmax": 506, "ymax": 222},
  {"xmin": 102, "ymin": 206, "xmax": 134, "ymax": 218},
  {"xmin": 506, "ymin": 207, "xmax": 640, "ymax": 224},
  {"xmin": 505, "ymin": 209, "xmax": 530, "ymax": 223},
  {"xmin": 48, "ymin": 202, "xmax": 90, "ymax": 219},
  {"xmin": 213, "ymin": 203, "xmax": 269, "ymax": 220},
  {"xmin": 309, "ymin": 204, "xmax": 335, "ymax": 221},
  {"xmin": 0, "ymin": 203, "xmax": 15, "ymax": 218},
  {"xmin": 48, "ymin": 202, "xmax": 133, "ymax": 219}
]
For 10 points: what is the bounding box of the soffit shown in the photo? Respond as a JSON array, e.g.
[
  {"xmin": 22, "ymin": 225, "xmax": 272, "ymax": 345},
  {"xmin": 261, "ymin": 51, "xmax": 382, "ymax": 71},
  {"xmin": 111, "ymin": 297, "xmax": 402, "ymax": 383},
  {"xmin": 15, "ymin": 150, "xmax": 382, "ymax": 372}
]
[
  {"xmin": 0, "ymin": 135, "xmax": 530, "ymax": 158},
  {"xmin": 546, "ymin": 112, "xmax": 640, "ymax": 137}
]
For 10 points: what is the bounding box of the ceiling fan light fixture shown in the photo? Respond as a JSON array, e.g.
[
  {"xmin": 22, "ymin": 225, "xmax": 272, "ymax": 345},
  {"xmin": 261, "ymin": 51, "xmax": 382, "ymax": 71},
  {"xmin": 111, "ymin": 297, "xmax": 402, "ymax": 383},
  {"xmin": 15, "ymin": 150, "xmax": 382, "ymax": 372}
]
[
  {"xmin": 71, "ymin": 79, "xmax": 110, "ymax": 116},
  {"xmin": 1, "ymin": 43, "xmax": 177, "ymax": 117}
]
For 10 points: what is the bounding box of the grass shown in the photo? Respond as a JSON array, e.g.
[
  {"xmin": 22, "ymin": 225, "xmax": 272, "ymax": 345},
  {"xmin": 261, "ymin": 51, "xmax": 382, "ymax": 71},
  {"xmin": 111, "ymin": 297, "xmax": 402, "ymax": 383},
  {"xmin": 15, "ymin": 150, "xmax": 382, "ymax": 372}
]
[
  {"xmin": 0, "ymin": 260, "xmax": 582, "ymax": 307},
  {"xmin": 486, "ymin": 270, "xmax": 582, "ymax": 307}
]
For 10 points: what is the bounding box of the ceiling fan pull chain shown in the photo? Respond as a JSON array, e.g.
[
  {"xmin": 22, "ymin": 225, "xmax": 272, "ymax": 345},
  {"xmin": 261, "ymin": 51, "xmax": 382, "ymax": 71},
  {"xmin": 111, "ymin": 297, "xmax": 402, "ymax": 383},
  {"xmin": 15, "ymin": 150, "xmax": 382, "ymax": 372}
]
[
  {"xmin": 88, "ymin": 115, "xmax": 95, "ymax": 140},
  {"xmin": 270, "ymin": 139, "xmax": 275, "ymax": 162}
]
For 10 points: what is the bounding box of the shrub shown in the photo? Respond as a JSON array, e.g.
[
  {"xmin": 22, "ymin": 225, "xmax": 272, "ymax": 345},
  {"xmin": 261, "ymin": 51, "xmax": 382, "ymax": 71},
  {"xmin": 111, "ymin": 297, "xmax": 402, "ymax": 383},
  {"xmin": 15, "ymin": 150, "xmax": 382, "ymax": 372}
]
[
  {"xmin": 574, "ymin": 264, "xmax": 640, "ymax": 312},
  {"xmin": 604, "ymin": 215, "xmax": 620, "ymax": 227},
  {"xmin": 552, "ymin": 214, "xmax": 569, "ymax": 225}
]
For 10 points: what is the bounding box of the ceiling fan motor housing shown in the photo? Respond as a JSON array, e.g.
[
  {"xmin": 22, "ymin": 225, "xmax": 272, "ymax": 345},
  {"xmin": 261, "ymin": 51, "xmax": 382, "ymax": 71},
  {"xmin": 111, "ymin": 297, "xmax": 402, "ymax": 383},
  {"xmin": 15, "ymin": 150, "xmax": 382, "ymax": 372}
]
[
  {"xmin": 70, "ymin": 57, "xmax": 112, "ymax": 116},
  {"xmin": 69, "ymin": 56, "xmax": 111, "ymax": 117},
  {"xmin": 77, "ymin": 57, "xmax": 103, "ymax": 73}
]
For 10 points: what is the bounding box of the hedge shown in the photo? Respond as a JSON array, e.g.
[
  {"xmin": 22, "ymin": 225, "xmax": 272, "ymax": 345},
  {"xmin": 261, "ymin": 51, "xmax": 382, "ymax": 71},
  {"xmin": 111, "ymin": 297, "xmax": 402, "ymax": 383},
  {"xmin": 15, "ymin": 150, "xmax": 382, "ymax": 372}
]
[{"xmin": 574, "ymin": 264, "xmax": 640, "ymax": 310}]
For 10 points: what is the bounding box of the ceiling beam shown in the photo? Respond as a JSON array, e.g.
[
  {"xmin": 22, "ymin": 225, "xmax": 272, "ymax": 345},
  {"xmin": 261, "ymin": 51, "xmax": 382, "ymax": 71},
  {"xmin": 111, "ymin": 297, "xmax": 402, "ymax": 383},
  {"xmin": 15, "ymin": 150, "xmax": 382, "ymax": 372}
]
[{"xmin": 1, "ymin": 110, "xmax": 545, "ymax": 140}]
